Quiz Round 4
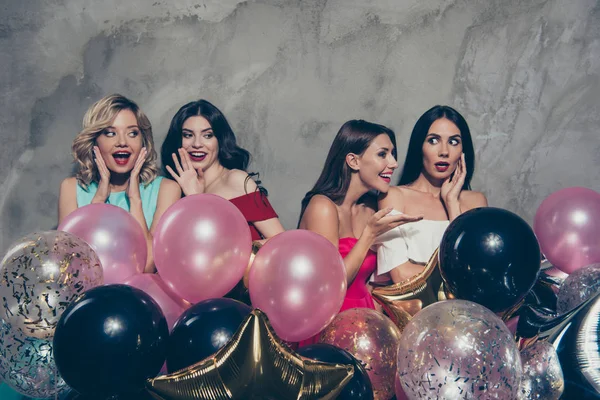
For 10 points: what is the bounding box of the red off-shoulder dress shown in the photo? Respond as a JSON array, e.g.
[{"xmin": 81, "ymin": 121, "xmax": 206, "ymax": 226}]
[
  {"xmin": 224, "ymin": 190, "xmax": 278, "ymax": 306},
  {"xmin": 229, "ymin": 191, "xmax": 278, "ymax": 240}
]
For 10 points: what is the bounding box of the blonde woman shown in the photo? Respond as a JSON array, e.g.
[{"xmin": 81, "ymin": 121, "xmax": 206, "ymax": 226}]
[{"xmin": 58, "ymin": 94, "xmax": 181, "ymax": 272}]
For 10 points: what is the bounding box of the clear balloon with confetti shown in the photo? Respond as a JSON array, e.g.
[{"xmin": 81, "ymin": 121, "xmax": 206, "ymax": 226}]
[
  {"xmin": 0, "ymin": 319, "xmax": 68, "ymax": 398},
  {"xmin": 518, "ymin": 341, "xmax": 564, "ymax": 399},
  {"xmin": 0, "ymin": 231, "xmax": 103, "ymax": 339},
  {"xmin": 396, "ymin": 300, "xmax": 522, "ymax": 399},
  {"xmin": 557, "ymin": 263, "xmax": 600, "ymax": 314}
]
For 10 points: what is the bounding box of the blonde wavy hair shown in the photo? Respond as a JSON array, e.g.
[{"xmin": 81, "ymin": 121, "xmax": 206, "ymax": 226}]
[{"xmin": 72, "ymin": 94, "xmax": 159, "ymax": 188}]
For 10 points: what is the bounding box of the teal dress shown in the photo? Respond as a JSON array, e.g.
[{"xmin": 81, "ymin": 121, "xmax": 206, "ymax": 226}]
[
  {"xmin": 0, "ymin": 383, "xmax": 26, "ymax": 399},
  {"xmin": 76, "ymin": 176, "xmax": 163, "ymax": 229}
]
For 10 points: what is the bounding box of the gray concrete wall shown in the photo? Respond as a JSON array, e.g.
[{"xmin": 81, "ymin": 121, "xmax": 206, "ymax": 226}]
[{"xmin": 1, "ymin": 0, "xmax": 599, "ymax": 251}]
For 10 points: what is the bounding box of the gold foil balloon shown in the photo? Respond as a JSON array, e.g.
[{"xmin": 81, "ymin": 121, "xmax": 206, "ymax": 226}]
[
  {"xmin": 371, "ymin": 295, "xmax": 411, "ymax": 333},
  {"xmin": 0, "ymin": 231, "xmax": 103, "ymax": 339},
  {"xmin": 147, "ymin": 309, "xmax": 354, "ymax": 400},
  {"xmin": 319, "ymin": 308, "xmax": 402, "ymax": 400},
  {"xmin": 372, "ymin": 248, "xmax": 441, "ymax": 317},
  {"xmin": 243, "ymin": 241, "xmax": 263, "ymax": 289}
]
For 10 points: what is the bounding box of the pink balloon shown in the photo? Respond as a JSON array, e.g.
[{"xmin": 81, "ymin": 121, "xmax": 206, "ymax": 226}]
[
  {"xmin": 123, "ymin": 274, "xmax": 190, "ymax": 330},
  {"xmin": 248, "ymin": 230, "xmax": 347, "ymax": 342},
  {"xmin": 534, "ymin": 187, "xmax": 600, "ymax": 274},
  {"xmin": 153, "ymin": 194, "xmax": 252, "ymax": 303},
  {"xmin": 58, "ymin": 204, "xmax": 147, "ymax": 284}
]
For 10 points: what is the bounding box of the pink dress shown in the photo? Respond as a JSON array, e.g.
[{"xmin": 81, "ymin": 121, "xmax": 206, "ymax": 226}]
[
  {"xmin": 299, "ymin": 237, "xmax": 377, "ymax": 346},
  {"xmin": 338, "ymin": 237, "xmax": 377, "ymax": 311}
]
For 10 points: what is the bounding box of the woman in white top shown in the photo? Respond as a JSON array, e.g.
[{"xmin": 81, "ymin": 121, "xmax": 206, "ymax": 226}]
[{"xmin": 376, "ymin": 105, "xmax": 488, "ymax": 283}]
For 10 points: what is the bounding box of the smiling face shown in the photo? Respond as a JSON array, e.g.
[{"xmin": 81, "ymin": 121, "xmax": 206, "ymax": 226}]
[
  {"xmin": 95, "ymin": 109, "xmax": 143, "ymax": 174},
  {"xmin": 354, "ymin": 133, "xmax": 398, "ymax": 193},
  {"xmin": 180, "ymin": 116, "xmax": 220, "ymax": 171},
  {"xmin": 421, "ymin": 117, "xmax": 463, "ymax": 181}
]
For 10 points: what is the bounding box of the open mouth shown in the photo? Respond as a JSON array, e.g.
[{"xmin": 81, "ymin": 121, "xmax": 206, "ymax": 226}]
[
  {"xmin": 188, "ymin": 152, "xmax": 207, "ymax": 162},
  {"xmin": 435, "ymin": 162, "xmax": 450, "ymax": 172},
  {"xmin": 112, "ymin": 151, "xmax": 131, "ymax": 166},
  {"xmin": 379, "ymin": 172, "xmax": 392, "ymax": 184}
]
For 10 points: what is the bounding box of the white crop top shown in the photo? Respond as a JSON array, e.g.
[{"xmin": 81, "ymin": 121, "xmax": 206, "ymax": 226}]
[{"xmin": 373, "ymin": 210, "xmax": 449, "ymax": 276}]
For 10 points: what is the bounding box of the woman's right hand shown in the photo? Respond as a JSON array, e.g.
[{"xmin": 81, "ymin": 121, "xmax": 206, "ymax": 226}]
[
  {"xmin": 165, "ymin": 148, "xmax": 205, "ymax": 196},
  {"xmin": 363, "ymin": 207, "xmax": 423, "ymax": 242},
  {"xmin": 91, "ymin": 146, "xmax": 111, "ymax": 203}
]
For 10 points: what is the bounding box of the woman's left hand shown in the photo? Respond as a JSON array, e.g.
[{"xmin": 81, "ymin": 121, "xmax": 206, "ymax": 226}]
[
  {"xmin": 441, "ymin": 152, "xmax": 466, "ymax": 208},
  {"xmin": 127, "ymin": 147, "xmax": 147, "ymax": 202}
]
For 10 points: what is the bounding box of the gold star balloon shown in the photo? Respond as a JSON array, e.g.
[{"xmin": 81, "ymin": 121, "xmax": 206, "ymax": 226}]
[
  {"xmin": 147, "ymin": 309, "xmax": 354, "ymax": 400},
  {"xmin": 372, "ymin": 248, "xmax": 441, "ymax": 324}
]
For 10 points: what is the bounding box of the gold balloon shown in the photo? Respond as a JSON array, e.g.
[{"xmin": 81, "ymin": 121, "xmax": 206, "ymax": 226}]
[
  {"xmin": 372, "ymin": 248, "xmax": 441, "ymax": 318},
  {"xmin": 242, "ymin": 240, "xmax": 263, "ymax": 289},
  {"xmin": 371, "ymin": 295, "xmax": 412, "ymax": 333},
  {"xmin": 147, "ymin": 309, "xmax": 354, "ymax": 400}
]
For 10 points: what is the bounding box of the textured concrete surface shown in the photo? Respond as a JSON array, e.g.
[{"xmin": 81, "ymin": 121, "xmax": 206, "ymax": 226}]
[{"xmin": 0, "ymin": 0, "xmax": 599, "ymax": 251}]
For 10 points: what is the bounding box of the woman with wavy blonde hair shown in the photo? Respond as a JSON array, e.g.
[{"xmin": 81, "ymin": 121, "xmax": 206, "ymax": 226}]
[{"xmin": 58, "ymin": 94, "xmax": 181, "ymax": 272}]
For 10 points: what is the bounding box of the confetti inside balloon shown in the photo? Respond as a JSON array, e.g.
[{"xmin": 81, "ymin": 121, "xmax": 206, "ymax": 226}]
[
  {"xmin": 0, "ymin": 320, "xmax": 68, "ymax": 398},
  {"xmin": 0, "ymin": 231, "xmax": 103, "ymax": 339},
  {"xmin": 396, "ymin": 300, "xmax": 522, "ymax": 400},
  {"xmin": 557, "ymin": 263, "xmax": 600, "ymax": 314},
  {"xmin": 319, "ymin": 308, "xmax": 401, "ymax": 400},
  {"xmin": 518, "ymin": 341, "xmax": 564, "ymax": 399}
]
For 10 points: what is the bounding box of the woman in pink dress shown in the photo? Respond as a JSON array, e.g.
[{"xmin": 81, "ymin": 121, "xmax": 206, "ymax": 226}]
[{"xmin": 298, "ymin": 120, "xmax": 422, "ymax": 314}]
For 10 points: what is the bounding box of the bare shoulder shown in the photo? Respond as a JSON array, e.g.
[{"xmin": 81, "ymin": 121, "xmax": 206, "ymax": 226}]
[
  {"xmin": 460, "ymin": 190, "xmax": 488, "ymax": 211},
  {"xmin": 158, "ymin": 177, "xmax": 181, "ymax": 194},
  {"xmin": 378, "ymin": 185, "xmax": 407, "ymax": 210},
  {"xmin": 60, "ymin": 177, "xmax": 78, "ymax": 193},
  {"xmin": 225, "ymin": 169, "xmax": 257, "ymax": 195},
  {"xmin": 158, "ymin": 177, "xmax": 181, "ymax": 198},
  {"xmin": 58, "ymin": 177, "xmax": 79, "ymax": 224},
  {"xmin": 301, "ymin": 195, "xmax": 340, "ymax": 244},
  {"xmin": 305, "ymin": 194, "xmax": 338, "ymax": 217}
]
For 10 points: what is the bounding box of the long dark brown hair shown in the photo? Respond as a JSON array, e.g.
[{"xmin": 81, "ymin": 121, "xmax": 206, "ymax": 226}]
[
  {"xmin": 298, "ymin": 120, "xmax": 397, "ymax": 225},
  {"xmin": 161, "ymin": 99, "xmax": 267, "ymax": 195},
  {"xmin": 398, "ymin": 105, "xmax": 474, "ymax": 189}
]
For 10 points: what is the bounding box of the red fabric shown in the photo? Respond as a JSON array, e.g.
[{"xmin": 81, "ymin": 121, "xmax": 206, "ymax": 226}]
[
  {"xmin": 299, "ymin": 237, "xmax": 377, "ymax": 346},
  {"xmin": 229, "ymin": 191, "xmax": 278, "ymax": 240}
]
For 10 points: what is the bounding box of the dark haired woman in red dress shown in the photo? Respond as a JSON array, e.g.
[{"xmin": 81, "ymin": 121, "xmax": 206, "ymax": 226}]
[
  {"xmin": 161, "ymin": 99, "xmax": 284, "ymax": 241},
  {"xmin": 161, "ymin": 100, "xmax": 284, "ymax": 304}
]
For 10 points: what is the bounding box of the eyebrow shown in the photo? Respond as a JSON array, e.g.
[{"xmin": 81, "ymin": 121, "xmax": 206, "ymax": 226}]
[
  {"xmin": 426, "ymin": 133, "xmax": 461, "ymax": 138},
  {"xmin": 107, "ymin": 125, "xmax": 140, "ymax": 129},
  {"xmin": 182, "ymin": 127, "xmax": 213, "ymax": 133}
]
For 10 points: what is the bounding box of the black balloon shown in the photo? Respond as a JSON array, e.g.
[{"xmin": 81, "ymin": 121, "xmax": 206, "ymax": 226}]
[
  {"xmin": 516, "ymin": 305, "xmax": 563, "ymax": 341},
  {"xmin": 224, "ymin": 279, "xmax": 252, "ymax": 306},
  {"xmin": 522, "ymin": 276, "xmax": 559, "ymax": 313},
  {"xmin": 166, "ymin": 297, "xmax": 252, "ymax": 373},
  {"xmin": 297, "ymin": 343, "xmax": 374, "ymax": 400},
  {"xmin": 61, "ymin": 389, "xmax": 155, "ymax": 400},
  {"xmin": 439, "ymin": 207, "xmax": 541, "ymax": 312},
  {"xmin": 53, "ymin": 284, "xmax": 168, "ymax": 398}
]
